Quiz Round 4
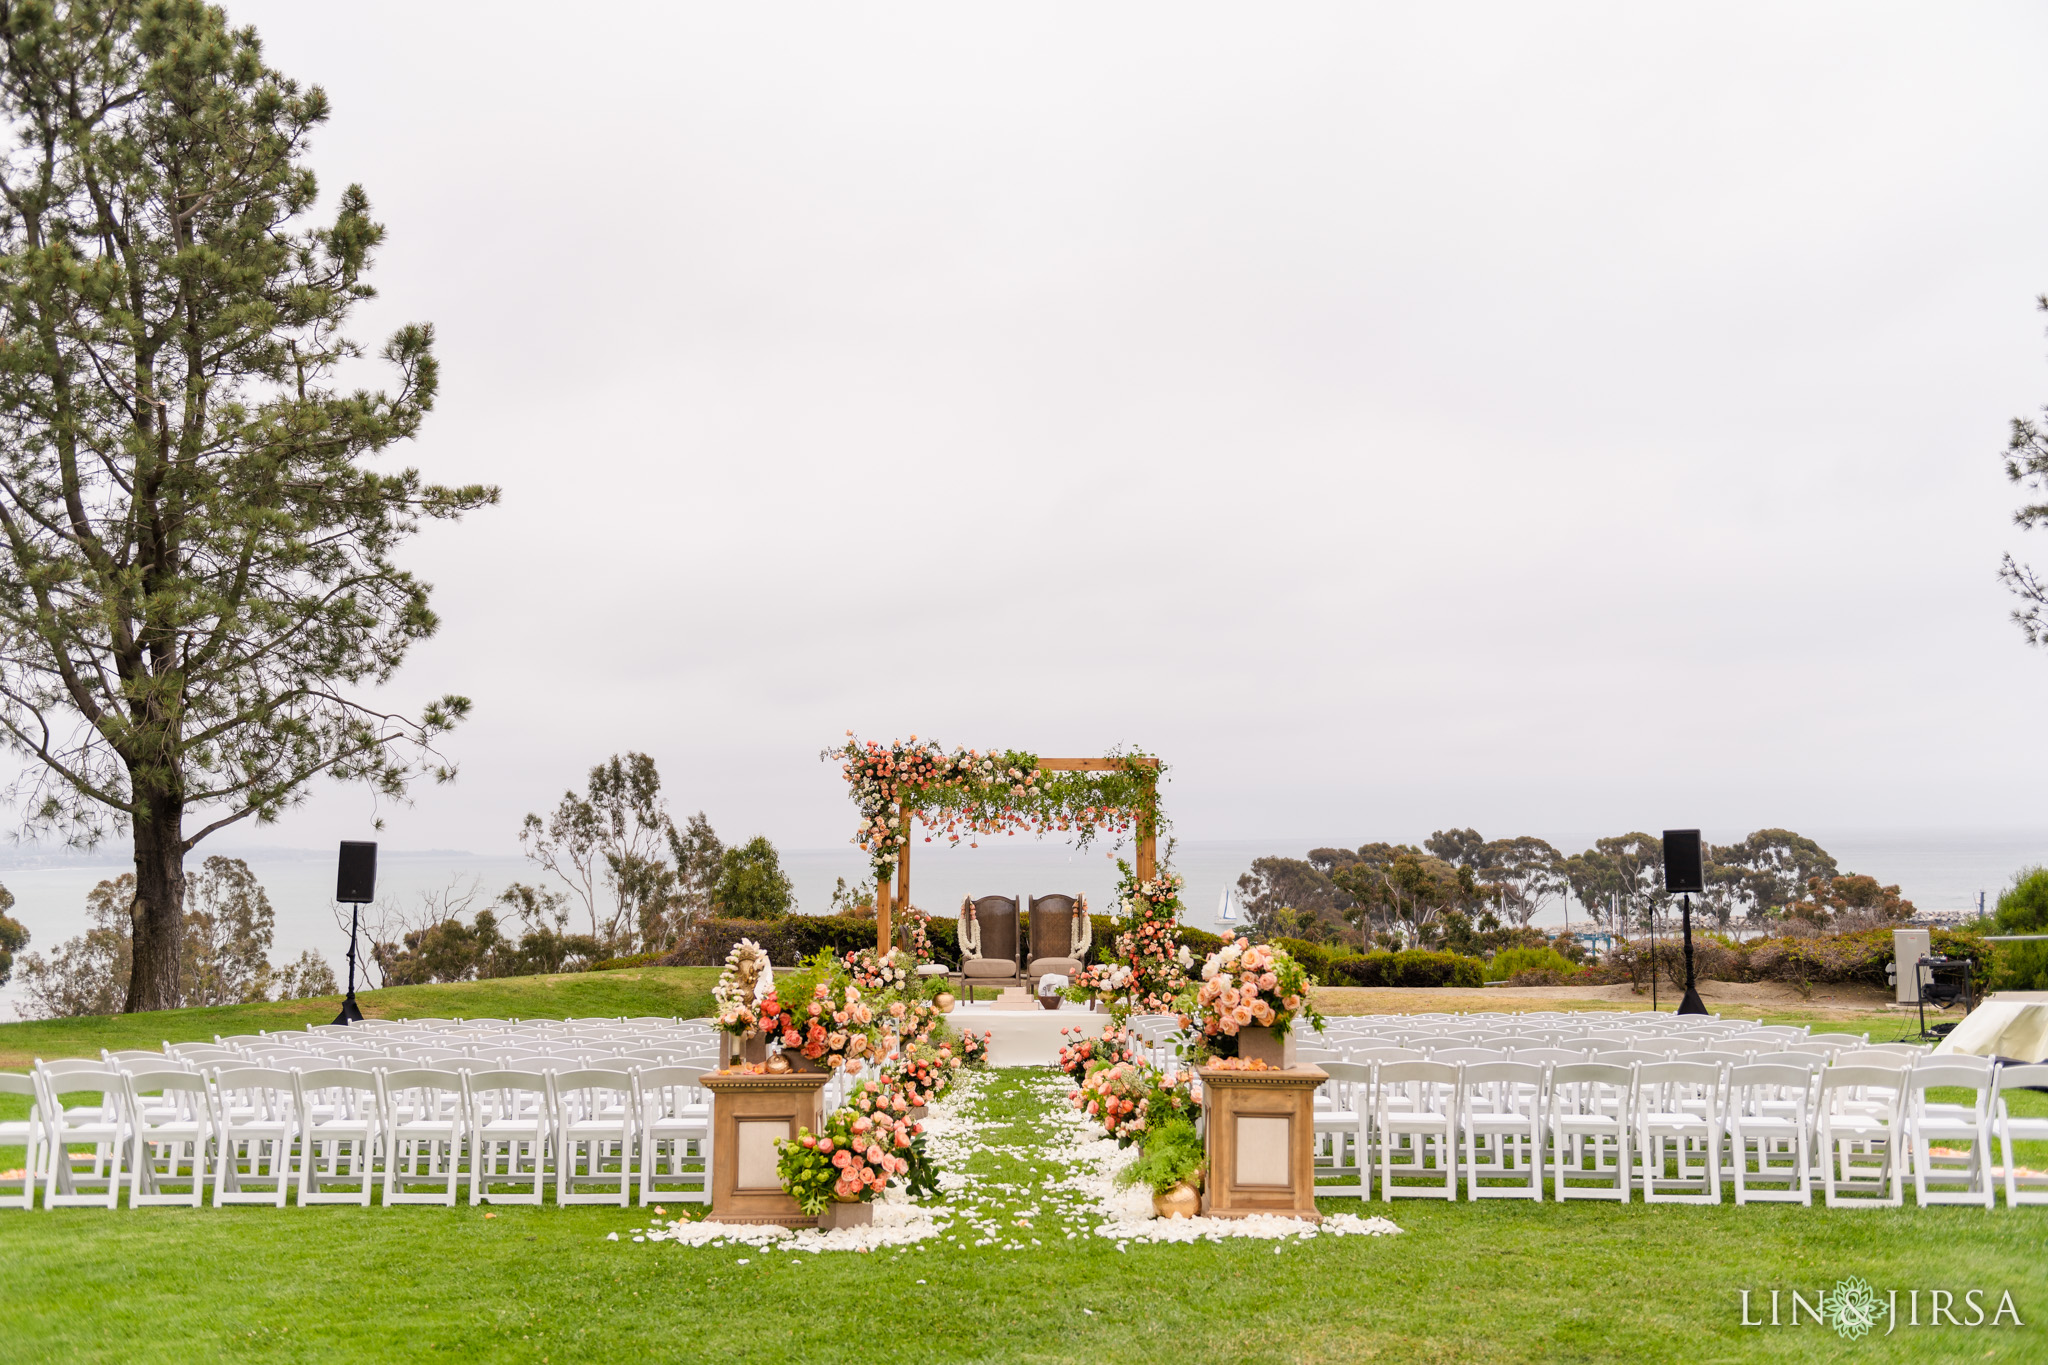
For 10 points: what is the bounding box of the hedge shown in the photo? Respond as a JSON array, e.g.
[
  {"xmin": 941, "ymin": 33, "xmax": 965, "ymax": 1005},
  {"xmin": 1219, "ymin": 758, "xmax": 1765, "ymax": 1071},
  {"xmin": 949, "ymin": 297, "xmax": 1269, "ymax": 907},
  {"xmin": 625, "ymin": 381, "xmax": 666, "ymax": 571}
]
[
  {"xmin": 1331, "ymin": 950, "xmax": 1486, "ymax": 989},
  {"xmin": 1591, "ymin": 926, "xmax": 1993, "ymax": 989},
  {"xmin": 663, "ymin": 912, "xmax": 1220, "ymax": 972}
]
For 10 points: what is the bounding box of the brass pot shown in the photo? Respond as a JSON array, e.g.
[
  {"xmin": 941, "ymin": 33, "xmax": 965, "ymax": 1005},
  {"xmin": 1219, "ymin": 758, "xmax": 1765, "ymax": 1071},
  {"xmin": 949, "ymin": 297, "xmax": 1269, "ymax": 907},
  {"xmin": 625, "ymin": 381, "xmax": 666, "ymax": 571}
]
[
  {"xmin": 764, "ymin": 1051, "xmax": 791, "ymax": 1074},
  {"xmin": 934, "ymin": 992, "xmax": 955, "ymax": 1014},
  {"xmin": 1152, "ymin": 1181, "xmax": 1200, "ymax": 1220}
]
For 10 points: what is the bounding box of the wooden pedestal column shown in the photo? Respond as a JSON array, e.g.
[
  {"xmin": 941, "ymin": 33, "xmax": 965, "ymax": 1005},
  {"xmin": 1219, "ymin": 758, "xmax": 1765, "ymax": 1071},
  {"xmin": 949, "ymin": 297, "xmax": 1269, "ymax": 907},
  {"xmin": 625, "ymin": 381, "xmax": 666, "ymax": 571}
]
[
  {"xmin": 1198, "ymin": 1064, "xmax": 1326, "ymax": 1222},
  {"xmin": 700, "ymin": 1069, "xmax": 831, "ymax": 1226}
]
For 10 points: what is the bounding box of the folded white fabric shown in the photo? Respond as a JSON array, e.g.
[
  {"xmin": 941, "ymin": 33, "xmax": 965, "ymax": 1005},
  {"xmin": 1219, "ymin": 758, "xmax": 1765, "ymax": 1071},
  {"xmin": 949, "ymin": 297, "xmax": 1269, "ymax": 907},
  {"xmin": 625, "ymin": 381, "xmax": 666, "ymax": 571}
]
[{"xmin": 1038, "ymin": 974, "xmax": 1070, "ymax": 997}]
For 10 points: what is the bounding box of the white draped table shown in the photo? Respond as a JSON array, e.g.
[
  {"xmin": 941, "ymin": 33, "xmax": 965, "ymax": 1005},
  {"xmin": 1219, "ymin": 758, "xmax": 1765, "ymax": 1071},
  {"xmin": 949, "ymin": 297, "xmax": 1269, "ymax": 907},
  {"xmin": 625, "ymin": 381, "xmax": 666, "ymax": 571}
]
[{"xmin": 945, "ymin": 1003, "xmax": 1107, "ymax": 1066}]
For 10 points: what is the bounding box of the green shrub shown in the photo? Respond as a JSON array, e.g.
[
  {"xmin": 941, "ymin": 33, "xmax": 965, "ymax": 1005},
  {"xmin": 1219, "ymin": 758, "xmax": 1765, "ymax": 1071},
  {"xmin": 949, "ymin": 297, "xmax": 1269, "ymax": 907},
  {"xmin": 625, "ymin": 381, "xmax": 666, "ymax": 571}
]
[
  {"xmin": 1274, "ymin": 936, "xmax": 1351, "ymax": 984},
  {"xmin": 590, "ymin": 950, "xmax": 667, "ymax": 972},
  {"xmin": 1484, "ymin": 946, "xmax": 1579, "ymax": 982},
  {"xmin": 1331, "ymin": 950, "xmax": 1484, "ymax": 989},
  {"xmin": 1991, "ymin": 869, "xmax": 2048, "ymax": 991}
]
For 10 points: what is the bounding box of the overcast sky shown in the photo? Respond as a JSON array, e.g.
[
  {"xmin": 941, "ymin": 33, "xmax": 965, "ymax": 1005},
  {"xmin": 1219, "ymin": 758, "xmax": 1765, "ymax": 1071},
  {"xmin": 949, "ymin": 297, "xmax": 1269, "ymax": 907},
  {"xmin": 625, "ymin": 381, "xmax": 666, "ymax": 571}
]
[{"xmin": 175, "ymin": 1, "xmax": 2048, "ymax": 862}]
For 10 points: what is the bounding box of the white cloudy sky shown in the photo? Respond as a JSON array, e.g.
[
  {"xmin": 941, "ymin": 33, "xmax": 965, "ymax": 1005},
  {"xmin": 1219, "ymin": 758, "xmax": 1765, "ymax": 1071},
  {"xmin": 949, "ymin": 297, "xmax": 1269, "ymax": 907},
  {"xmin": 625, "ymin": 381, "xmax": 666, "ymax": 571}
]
[{"xmin": 186, "ymin": 1, "xmax": 2048, "ymax": 858}]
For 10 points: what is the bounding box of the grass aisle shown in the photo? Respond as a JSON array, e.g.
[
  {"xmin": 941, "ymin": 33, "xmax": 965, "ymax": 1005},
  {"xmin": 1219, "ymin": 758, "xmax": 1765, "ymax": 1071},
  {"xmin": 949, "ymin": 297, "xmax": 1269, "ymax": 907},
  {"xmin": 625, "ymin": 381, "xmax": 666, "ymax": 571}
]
[{"xmin": 0, "ymin": 1065, "xmax": 2042, "ymax": 1362}]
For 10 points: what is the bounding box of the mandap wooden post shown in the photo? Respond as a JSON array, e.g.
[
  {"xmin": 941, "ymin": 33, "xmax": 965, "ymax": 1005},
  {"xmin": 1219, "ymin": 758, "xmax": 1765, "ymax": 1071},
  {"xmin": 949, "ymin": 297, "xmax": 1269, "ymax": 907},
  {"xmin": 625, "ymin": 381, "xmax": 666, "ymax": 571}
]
[
  {"xmin": 875, "ymin": 865, "xmax": 892, "ymax": 958},
  {"xmin": 895, "ymin": 824, "xmax": 911, "ymax": 953}
]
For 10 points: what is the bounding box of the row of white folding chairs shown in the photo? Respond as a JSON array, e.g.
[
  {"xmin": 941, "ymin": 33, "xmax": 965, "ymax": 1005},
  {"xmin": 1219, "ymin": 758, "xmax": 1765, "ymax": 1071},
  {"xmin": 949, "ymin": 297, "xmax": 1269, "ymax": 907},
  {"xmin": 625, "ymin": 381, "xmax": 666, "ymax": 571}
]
[
  {"xmin": 1303, "ymin": 1056, "xmax": 2043, "ymax": 1207},
  {"xmin": 0, "ymin": 1060, "xmax": 718, "ymax": 1211}
]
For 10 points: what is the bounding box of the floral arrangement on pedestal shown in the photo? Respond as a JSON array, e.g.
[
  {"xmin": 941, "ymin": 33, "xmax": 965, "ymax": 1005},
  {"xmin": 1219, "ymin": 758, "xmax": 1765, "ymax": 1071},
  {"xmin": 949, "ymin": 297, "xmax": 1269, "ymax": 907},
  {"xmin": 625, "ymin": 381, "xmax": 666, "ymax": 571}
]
[
  {"xmin": 842, "ymin": 945, "xmax": 918, "ymax": 995},
  {"xmin": 774, "ymin": 1104, "xmax": 925, "ymax": 1215},
  {"xmin": 1193, "ymin": 931, "xmax": 1324, "ymax": 1053},
  {"xmin": 1067, "ymin": 863, "xmax": 1194, "ymax": 1019},
  {"xmin": 1055, "ymin": 1022, "xmax": 1136, "ymax": 1084},
  {"xmin": 712, "ymin": 939, "xmax": 776, "ymax": 1037},
  {"xmin": 784, "ymin": 981, "xmax": 879, "ymax": 1074}
]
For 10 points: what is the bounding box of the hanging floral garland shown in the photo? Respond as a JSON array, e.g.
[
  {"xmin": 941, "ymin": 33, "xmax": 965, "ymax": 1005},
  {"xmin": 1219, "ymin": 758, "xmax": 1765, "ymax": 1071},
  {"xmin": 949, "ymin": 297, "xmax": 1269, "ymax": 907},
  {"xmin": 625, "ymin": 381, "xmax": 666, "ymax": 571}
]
[{"xmin": 824, "ymin": 733, "xmax": 1164, "ymax": 879}]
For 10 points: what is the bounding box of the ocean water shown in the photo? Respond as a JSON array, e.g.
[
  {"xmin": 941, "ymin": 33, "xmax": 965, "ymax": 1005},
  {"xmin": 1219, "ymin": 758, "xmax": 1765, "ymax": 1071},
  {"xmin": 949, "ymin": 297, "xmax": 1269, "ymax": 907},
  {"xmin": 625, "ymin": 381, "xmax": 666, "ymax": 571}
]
[{"xmin": 2, "ymin": 829, "xmax": 2040, "ymax": 1020}]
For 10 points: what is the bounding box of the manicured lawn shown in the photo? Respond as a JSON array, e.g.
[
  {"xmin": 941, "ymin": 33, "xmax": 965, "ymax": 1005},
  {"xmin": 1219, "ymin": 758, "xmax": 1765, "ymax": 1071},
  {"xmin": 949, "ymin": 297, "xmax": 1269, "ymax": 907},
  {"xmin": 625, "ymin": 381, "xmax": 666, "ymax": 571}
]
[
  {"xmin": 0, "ymin": 1066, "xmax": 2041, "ymax": 1363},
  {"xmin": 0, "ymin": 985, "xmax": 2039, "ymax": 1362},
  {"xmin": 0, "ymin": 966, "xmax": 720, "ymax": 1068}
]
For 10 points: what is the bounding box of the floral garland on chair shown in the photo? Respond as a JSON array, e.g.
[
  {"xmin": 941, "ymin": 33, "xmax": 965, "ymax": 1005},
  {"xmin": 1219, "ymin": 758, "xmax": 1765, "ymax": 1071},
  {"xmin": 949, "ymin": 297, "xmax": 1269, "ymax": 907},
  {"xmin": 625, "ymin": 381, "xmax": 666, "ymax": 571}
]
[{"xmin": 958, "ymin": 897, "xmax": 982, "ymax": 961}]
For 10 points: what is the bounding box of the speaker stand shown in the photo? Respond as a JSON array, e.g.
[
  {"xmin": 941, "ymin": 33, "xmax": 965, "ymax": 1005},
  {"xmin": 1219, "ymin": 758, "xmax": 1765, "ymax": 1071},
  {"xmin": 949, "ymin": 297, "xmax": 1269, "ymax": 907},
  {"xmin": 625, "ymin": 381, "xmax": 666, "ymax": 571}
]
[
  {"xmin": 333, "ymin": 902, "xmax": 366, "ymax": 1026},
  {"xmin": 1676, "ymin": 892, "xmax": 1707, "ymax": 1015}
]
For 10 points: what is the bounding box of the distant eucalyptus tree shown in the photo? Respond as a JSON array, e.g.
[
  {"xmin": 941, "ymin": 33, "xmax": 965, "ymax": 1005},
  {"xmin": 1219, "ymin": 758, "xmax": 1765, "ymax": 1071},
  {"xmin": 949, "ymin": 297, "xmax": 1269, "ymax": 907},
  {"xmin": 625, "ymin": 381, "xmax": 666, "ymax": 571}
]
[
  {"xmin": 2002, "ymin": 295, "xmax": 2048, "ymax": 642},
  {"xmin": 0, "ymin": 3, "xmax": 495, "ymax": 1010}
]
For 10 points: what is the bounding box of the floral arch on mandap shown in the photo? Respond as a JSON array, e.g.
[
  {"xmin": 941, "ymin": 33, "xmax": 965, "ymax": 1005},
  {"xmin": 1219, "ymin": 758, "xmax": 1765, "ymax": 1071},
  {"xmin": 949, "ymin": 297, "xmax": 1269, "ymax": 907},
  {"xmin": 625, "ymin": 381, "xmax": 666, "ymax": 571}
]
[{"xmin": 824, "ymin": 734, "xmax": 1166, "ymax": 954}]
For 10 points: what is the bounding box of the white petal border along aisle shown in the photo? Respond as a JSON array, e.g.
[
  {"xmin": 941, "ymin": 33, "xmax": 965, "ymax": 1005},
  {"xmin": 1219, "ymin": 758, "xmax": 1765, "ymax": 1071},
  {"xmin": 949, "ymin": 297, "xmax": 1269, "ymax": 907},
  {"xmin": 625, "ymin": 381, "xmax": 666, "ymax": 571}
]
[
  {"xmin": 627, "ymin": 1067, "xmax": 1400, "ymax": 1254},
  {"xmin": 1028, "ymin": 1071, "xmax": 1403, "ymax": 1247}
]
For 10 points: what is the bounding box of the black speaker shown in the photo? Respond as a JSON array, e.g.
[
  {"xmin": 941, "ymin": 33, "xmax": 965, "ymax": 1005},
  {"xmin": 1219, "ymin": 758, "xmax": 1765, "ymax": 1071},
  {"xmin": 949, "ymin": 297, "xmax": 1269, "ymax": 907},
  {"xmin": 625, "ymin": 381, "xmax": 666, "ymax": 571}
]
[
  {"xmin": 336, "ymin": 840, "xmax": 379, "ymax": 904},
  {"xmin": 1662, "ymin": 829, "xmax": 1704, "ymax": 894}
]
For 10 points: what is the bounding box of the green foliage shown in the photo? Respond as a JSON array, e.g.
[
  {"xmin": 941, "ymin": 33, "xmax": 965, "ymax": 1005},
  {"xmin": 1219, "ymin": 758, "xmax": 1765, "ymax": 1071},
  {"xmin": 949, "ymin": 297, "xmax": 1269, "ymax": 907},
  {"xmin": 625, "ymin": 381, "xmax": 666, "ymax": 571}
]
[
  {"xmin": 1273, "ymin": 935, "xmax": 1351, "ymax": 985},
  {"xmin": 1989, "ymin": 867, "xmax": 2048, "ymax": 989},
  {"xmin": 1994, "ymin": 867, "xmax": 2048, "ymax": 932},
  {"xmin": 1484, "ymin": 946, "xmax": 1580, "ymax": 983},
  {"xmin": 591, "ymin": 950, "xmax": 669, "ymax": 972},
  {"xmin": 713, "ymin": 836, "xmax": 795, "ymax": 920},
  {"xmin": 516, "ymin": 755, "xmax": 720, "ymax": 955},
  {"xmin": 1330, "ymin": 950, "xmax": 1486, "ymax": 989},
  {"xmin": 15, "ymin": 857, "xmax": 334, "ymax": 1015},
  {"xmin": 1113, "ymin": 1116, "xmax": 1205, "ymax": 1195},
  {"xmin": 0, "ymin": 879, "xmax": 23, "ymax": 987},
  {"xmin": 0, "ymin": 965, "xmax": 721, "ymax": 1068}
]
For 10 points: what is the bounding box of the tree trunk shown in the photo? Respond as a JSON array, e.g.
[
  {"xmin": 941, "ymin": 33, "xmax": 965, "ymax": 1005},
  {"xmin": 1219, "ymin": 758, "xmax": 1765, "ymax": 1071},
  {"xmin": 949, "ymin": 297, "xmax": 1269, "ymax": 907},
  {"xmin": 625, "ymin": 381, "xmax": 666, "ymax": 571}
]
[{"xmin": 124, "ymin": 797, "xmax": 186, "ymax": 1012}]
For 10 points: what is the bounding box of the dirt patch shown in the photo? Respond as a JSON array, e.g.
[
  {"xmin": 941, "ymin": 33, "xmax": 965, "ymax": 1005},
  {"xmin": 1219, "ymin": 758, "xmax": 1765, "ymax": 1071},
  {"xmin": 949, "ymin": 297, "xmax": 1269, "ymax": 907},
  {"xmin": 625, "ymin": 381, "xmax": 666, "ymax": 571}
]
[{"xmin": 1310, "ymin": 978, "xmax": 1899, "ymax": 1022}]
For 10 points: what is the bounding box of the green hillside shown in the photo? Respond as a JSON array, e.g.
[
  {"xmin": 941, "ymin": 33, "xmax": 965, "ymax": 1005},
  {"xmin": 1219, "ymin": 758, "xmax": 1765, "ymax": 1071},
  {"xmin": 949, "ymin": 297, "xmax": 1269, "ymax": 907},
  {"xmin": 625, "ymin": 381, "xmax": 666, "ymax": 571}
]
[{"xmin": 0, "ymin": 967, "xmax": 720, "ymax": 1068}]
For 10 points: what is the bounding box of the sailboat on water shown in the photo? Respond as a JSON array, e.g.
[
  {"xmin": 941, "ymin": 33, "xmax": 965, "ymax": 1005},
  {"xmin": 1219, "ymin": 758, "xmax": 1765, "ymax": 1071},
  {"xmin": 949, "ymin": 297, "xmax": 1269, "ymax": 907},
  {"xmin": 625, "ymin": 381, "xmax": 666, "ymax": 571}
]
[{"xmin": 1216, "ymin": 886, "xmax": 1243, "ymax": 924}]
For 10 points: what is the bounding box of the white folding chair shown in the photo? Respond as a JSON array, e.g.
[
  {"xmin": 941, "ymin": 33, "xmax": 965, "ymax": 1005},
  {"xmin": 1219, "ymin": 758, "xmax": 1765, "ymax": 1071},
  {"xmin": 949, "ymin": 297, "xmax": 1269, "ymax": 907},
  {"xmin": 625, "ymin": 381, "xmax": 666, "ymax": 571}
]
[
  {"xmin": 377, "ymin": 1069, "xmax": 465, "ymax": 1206},
  {"xmin": 1728, "ymin": 1062, "xmax": 1813, "ymax": 1206},
  {"xmin": 1314, "ymin": 1060, "xmax": 1371, "ymax": 1198},
  {"xmin": 1815, "ymin": 1064, "xmax": 1903, "ymax": 1208},
  {"xmin": 0, "ymin": 1072, "xmax": 44, "ymax": 1209},
  {"xmin": 1460, "ymin": 1061, "xmax": 1545, "ymax": 1201},
  {"xmin": 466, "ymin": 1070, "xmax": 549, "ymax": 1205},
  {"xmin": 1634, "ymin": 1061, "xmax": 1722, "ymax": 1204},
  {"xmin": 550, "ymin": 1068, "xmax": 635, "ymax": 1206},
  {"xmin": 123, "ymin": 1070, "xmax": 211, "ymax": 1207},
  {"xmin": 1375, "ymin": 1060, "xmax": 1459, "ymax": 1201},
  {"xmin": 1993, "ymin": 1063, "xmax": 2048, "ymax": 1206},
  {"xmin": 1548, "ymin": 1062, "xmax": 1633, "ymax": 1203},
  {"xmin": 35, "ymin": 1064, "xmax": 127, "ymax": 1209},
  {"xmin": 293, "ymin": 1069, "xmax": 382, "ymax": 1206},
  {"xmin": 1906, "ymin": 1060, "xmax": 1995, "ymax": 1209},
  {"xmin": 208, "ymin": 1067, "xmax": 299, "ymax": 1207},
  {"xmin": 633, "ymin": 1065, "xmax": 712, "ymax": 1206}
]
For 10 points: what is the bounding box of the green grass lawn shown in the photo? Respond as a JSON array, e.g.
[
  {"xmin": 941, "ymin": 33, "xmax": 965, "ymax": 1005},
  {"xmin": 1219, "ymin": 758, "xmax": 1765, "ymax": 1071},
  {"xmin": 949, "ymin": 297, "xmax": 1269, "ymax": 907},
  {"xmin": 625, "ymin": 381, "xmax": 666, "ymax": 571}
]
[
  {"xmin": 0, "ymin": 966, "xmax": 720, "ymax": 1068},
  {"xmin": 0, "ymin": 1066, "xmax": 2041, "ymax": 1364},
  {"xmin": 0, "ymin": 986, "xmax": 2041, "ymax": 1362}
]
